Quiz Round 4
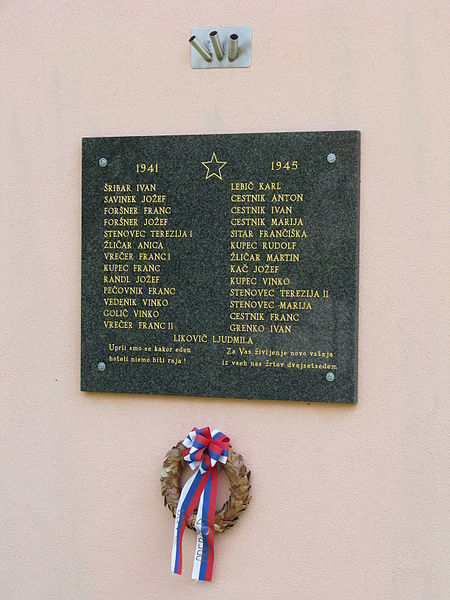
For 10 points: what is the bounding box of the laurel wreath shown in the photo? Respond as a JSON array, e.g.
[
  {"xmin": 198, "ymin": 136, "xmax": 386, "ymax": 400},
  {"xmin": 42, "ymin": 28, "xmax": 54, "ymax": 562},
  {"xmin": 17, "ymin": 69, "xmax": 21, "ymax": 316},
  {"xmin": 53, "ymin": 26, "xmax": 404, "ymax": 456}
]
[{"xmin": 161, "ymin": 440, "xmax": 251, "ymax": 533}]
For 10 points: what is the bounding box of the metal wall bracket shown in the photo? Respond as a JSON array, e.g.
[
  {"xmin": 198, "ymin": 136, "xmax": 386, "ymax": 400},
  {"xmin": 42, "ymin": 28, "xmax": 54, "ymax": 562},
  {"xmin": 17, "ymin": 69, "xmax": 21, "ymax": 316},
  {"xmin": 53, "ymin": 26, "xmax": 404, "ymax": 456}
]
[{"xmin": 190, "ymin": 26, "xmax": 252, "ymax": 69}]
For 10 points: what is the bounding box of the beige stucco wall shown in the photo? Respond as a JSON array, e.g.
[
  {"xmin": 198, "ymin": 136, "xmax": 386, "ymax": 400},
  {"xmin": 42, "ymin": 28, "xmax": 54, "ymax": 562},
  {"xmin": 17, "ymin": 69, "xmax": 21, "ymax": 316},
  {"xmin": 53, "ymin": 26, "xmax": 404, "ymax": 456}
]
[{"xmin": 1, "ymin": 2, "xmax": 449, "ymax": 598}]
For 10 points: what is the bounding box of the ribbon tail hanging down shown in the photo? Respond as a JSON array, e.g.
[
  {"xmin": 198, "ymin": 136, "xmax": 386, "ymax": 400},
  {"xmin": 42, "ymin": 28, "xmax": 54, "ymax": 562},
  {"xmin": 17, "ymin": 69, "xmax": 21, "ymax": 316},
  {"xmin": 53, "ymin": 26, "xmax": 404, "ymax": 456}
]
[
  {"xmin": 192, "ymin": 467, "xmax": 218, "ymax": 581},
  {"xmin": 170, "ymin": 427, "xmax": 229, "ymax": 582},
  {"xmin": 171, "ymin": 469, "xmax": 209, "ymax": 576}
]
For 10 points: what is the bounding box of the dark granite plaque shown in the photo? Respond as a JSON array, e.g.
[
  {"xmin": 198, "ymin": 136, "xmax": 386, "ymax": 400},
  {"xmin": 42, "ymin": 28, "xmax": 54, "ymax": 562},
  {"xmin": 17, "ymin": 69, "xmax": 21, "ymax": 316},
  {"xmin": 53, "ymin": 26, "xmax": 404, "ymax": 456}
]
[{"xmin": 81, "ymin": 131, "xmax": 360, "ymax": 403}]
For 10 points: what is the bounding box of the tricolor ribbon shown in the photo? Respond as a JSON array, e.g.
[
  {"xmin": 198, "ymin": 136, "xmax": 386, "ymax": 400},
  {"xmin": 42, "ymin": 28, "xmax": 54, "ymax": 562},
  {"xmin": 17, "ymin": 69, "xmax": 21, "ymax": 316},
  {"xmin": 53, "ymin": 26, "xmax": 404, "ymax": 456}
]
[{"xmin": 171, "ymin": 427, "xmax": 230, "ymax": 581}]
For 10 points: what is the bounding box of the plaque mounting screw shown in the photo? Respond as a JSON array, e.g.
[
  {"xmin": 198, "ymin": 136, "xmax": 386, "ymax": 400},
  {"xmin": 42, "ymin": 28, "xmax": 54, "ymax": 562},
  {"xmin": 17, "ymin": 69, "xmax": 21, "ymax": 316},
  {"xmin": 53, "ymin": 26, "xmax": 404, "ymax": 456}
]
[
  {"xmin": 98, "ymin": 362, "xmax": 106, "ymax": 372},
  {"xmin": 326, "ymin": 372, "xmax": 335, "ymax": 382},
  {"xmin": 327, "ymin": 153, "xmax": 336, "ymax": 163},
  {"xmin": 99, "ymin": 157, "xmax": 108, "ymax": 167}
]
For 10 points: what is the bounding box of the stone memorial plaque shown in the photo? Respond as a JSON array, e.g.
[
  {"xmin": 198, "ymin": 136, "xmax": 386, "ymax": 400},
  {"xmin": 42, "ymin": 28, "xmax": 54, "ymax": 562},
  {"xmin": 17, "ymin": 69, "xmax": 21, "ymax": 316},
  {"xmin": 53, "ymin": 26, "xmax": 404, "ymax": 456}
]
[{"xmin": 81, "ymin": 131, "xmax": 360, "ymax": 402}]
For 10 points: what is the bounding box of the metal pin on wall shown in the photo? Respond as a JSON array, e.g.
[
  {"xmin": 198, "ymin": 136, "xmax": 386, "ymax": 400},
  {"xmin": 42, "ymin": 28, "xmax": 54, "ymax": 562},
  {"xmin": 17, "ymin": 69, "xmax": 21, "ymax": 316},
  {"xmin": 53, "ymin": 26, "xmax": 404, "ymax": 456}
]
[
  {"xmin": 189, "ymin": 27, "xmax": 251, "ymax": 69},
  {"xmin": 228, "ymin": 34, "xmax": 239, "ymax": 62},
  {"xmin": 209, "ymin": 30, "xmax": 224, "ymax": 61},
  {"xmin": 189, "ymin": 35, "xmax": 212, "ymax": 62}
]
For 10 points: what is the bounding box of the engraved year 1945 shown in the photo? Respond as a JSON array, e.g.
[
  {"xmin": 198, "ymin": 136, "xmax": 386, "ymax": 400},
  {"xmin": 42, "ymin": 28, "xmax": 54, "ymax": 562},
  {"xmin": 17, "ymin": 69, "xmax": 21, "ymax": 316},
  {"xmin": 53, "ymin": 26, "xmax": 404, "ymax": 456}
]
[{"xmin": 271, "ymin": 160, "xmax": 298, "ymax": 171}]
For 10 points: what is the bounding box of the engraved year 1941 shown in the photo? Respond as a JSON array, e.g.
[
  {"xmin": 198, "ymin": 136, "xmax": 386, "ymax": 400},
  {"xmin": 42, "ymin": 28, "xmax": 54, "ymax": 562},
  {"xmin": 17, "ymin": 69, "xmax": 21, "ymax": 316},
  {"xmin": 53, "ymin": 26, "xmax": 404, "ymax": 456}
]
[{"xmin": 136, "ymin": 162, "xmax": 159, "ymax": 173}]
